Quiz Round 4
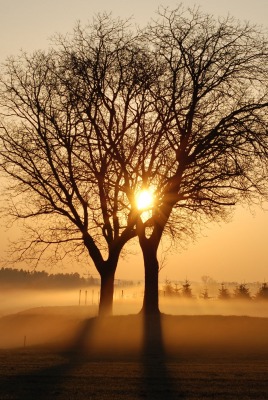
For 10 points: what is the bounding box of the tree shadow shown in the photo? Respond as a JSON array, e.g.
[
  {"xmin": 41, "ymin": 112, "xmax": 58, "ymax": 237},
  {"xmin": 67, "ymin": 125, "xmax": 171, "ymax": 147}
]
[
  {"xmin": 0, "ymin": 317, "xmax": 98, "ymax": 400},
  {"xmin": 0, "ymin": 313, "xmax": 187, "ymax": 399},
  {"xmin": 141, "ymin": 312, "xmax": 185, "ymax": 399}
]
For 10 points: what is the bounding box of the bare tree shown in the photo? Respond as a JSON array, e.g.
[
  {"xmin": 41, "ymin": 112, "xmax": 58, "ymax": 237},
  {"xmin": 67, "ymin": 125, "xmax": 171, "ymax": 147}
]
[
  {"xmin": 113, "ymin": 6, "xmax": 268, "ymax": 315},
  {"xmin": 0, "ymin": 15, "xmax": 156, "ymax": 316},
  {"xmin": 1, "ymin": 7, "xmax": 268, "ymax": 318}
]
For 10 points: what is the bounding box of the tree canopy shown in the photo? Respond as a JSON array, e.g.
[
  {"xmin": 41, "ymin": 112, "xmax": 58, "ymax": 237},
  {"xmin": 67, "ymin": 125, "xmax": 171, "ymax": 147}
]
[
  {"xmin": 0, "ymin": 15, "xmax": 157, "ymax": 315},
  {"xmin": 112, "ymin": 6, "xmax": 268, "ymax": 313}
]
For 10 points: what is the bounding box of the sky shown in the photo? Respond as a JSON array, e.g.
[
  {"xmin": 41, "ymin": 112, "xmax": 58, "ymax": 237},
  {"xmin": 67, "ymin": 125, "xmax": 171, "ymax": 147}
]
[{"xmin": 0, "ymin": 0, "xmax": 267, "ymax": 283}]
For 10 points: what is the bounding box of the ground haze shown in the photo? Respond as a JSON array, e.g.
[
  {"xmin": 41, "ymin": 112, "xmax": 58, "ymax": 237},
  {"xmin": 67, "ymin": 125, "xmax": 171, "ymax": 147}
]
[{"xmin": 0, "ymin": 296, "xmax": 268, "ymax": 399}]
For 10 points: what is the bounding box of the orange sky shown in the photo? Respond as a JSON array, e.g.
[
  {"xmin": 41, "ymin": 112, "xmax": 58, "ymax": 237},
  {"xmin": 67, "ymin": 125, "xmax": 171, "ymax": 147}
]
[
  {"xmin": 115, "ymin": 205, "xmax": 268, "ymax": 283},
  {"xmin": 0, "ymin": 0, "xmax": 267, "ymax": 283}
]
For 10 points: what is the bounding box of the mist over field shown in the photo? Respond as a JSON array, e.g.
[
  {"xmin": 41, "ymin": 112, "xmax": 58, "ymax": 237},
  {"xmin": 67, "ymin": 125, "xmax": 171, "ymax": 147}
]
[
  {"xmin": 0, "ymin": 283, "xmax": 268, "ymax": 350},
  {"xmin": 1, "ymin": 281, "xmax": 268, "ymax": 316},
  {"xmin": 1, "ymin": 285, "xmax": 268, "ymax": 400}
]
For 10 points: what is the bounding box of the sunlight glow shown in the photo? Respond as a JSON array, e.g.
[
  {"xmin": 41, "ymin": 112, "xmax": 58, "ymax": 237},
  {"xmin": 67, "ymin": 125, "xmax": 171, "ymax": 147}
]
[{"xmin": 136, "ymin": 189, "xmax": 154, "ymax": 211}]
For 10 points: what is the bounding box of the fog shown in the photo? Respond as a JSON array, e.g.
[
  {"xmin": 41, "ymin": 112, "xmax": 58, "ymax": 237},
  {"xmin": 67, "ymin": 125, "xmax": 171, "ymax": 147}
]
[
  {"xmin": 0, "ymin": 285, "xmax": 268, "ymax": 350},
  {"xmin": 1, "ymin": 284, "xmax": 268, "ymax": 318},
  {"xmin": 160, "ymin": 297, "xmax": 268, "ymax": 318}
]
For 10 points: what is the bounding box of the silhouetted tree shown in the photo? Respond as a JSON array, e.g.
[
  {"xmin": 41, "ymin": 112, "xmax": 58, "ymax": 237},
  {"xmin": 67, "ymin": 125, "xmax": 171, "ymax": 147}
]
[
  {"xmin": 255, "ymin": 282, "xmax": 268, "ymax": 300},
  {"xmin": 181, "ymin": 279, "xmax": 193, "ymax": 298},
  {"xmin": 218, "ymin": 283, "xmax": 231, "ymax": 300},
  {"xmin": 118, "ymin": 6, "xmax": 268, "ymax": 314},
  {"xmin": 233, "ymin": 283, "xmax": 252, "ymax": 300},
  {"xmin": 1, "ymin": 7, "xmax": 268, "ymax": 318},
  {"xmin": 162, "ymin": 279, "xmax": 179, "ymax": 297},
  {"xmin": 0, "ymin": 15, "xmax": 156, "ymax": 316},
  {"xmin": 200, "ymin": 288, "xmax": 210, "ymax": 300}
]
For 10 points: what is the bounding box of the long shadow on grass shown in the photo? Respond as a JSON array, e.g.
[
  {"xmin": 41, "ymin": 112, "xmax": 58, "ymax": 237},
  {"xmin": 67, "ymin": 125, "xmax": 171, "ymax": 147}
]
[
  {"xmin": 1, "ymin": 313, "xmax": 187, "ymax": 399},
  {"xmin": 0, "ymin": 317, "xmax": 97, "ymax": 400},
  {"xmin": 141, "ymin": 312, "xmax": 185, "ymax": 399}
]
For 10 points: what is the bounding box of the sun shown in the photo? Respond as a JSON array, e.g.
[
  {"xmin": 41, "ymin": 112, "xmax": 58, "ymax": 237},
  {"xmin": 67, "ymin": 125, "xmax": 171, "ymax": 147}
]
[{"xmin": 136, "ymin": 189, "xmax": 154, "ymax": 211}]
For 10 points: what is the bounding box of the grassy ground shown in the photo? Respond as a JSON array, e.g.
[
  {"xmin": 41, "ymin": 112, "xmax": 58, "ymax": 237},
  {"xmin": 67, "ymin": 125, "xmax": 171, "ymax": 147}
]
[{"xmin": 0, "ymin": 308, "xmax": 268, "ymax": 399}]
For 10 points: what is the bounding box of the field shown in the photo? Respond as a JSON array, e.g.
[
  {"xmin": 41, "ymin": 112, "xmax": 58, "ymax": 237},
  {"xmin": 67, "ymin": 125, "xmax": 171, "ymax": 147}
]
[{"xmin": 0, "ymin": 304, "xmax": 268, "ymax": 399}]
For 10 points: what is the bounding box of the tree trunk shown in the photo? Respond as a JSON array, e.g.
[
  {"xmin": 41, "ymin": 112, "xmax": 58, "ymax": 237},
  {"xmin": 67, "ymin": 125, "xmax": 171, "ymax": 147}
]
[
  {"xmin": 140, "ymin": 240, "xmax": 160, "ymax": 316},
  {"xmin": 99, "ymin": 267, "xmax": 115, "ymax": 317},
  {"xmin": 83, "ymin": 234, "xmax": 119, "ymax": 317}
]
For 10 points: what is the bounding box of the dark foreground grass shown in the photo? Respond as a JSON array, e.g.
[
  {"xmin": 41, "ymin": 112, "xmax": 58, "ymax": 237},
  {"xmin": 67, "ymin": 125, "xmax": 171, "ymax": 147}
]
[{"xmin": 0, "ymin": 311, "xmax": 268, "ymax": 399}]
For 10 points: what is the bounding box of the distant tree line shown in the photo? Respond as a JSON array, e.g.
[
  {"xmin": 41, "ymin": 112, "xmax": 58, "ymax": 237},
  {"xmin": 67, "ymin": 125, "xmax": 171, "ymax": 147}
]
[
  {"xmin": 0, "ymin": 267, "xmax": 97, "ymax": 289},
  {"xmin": 219, "ymin": 283, "xmax": 268, "ymax": 301},
  {"xmin": 162, "ymin": 280, "xmax": 268, "ymax": 301}
]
